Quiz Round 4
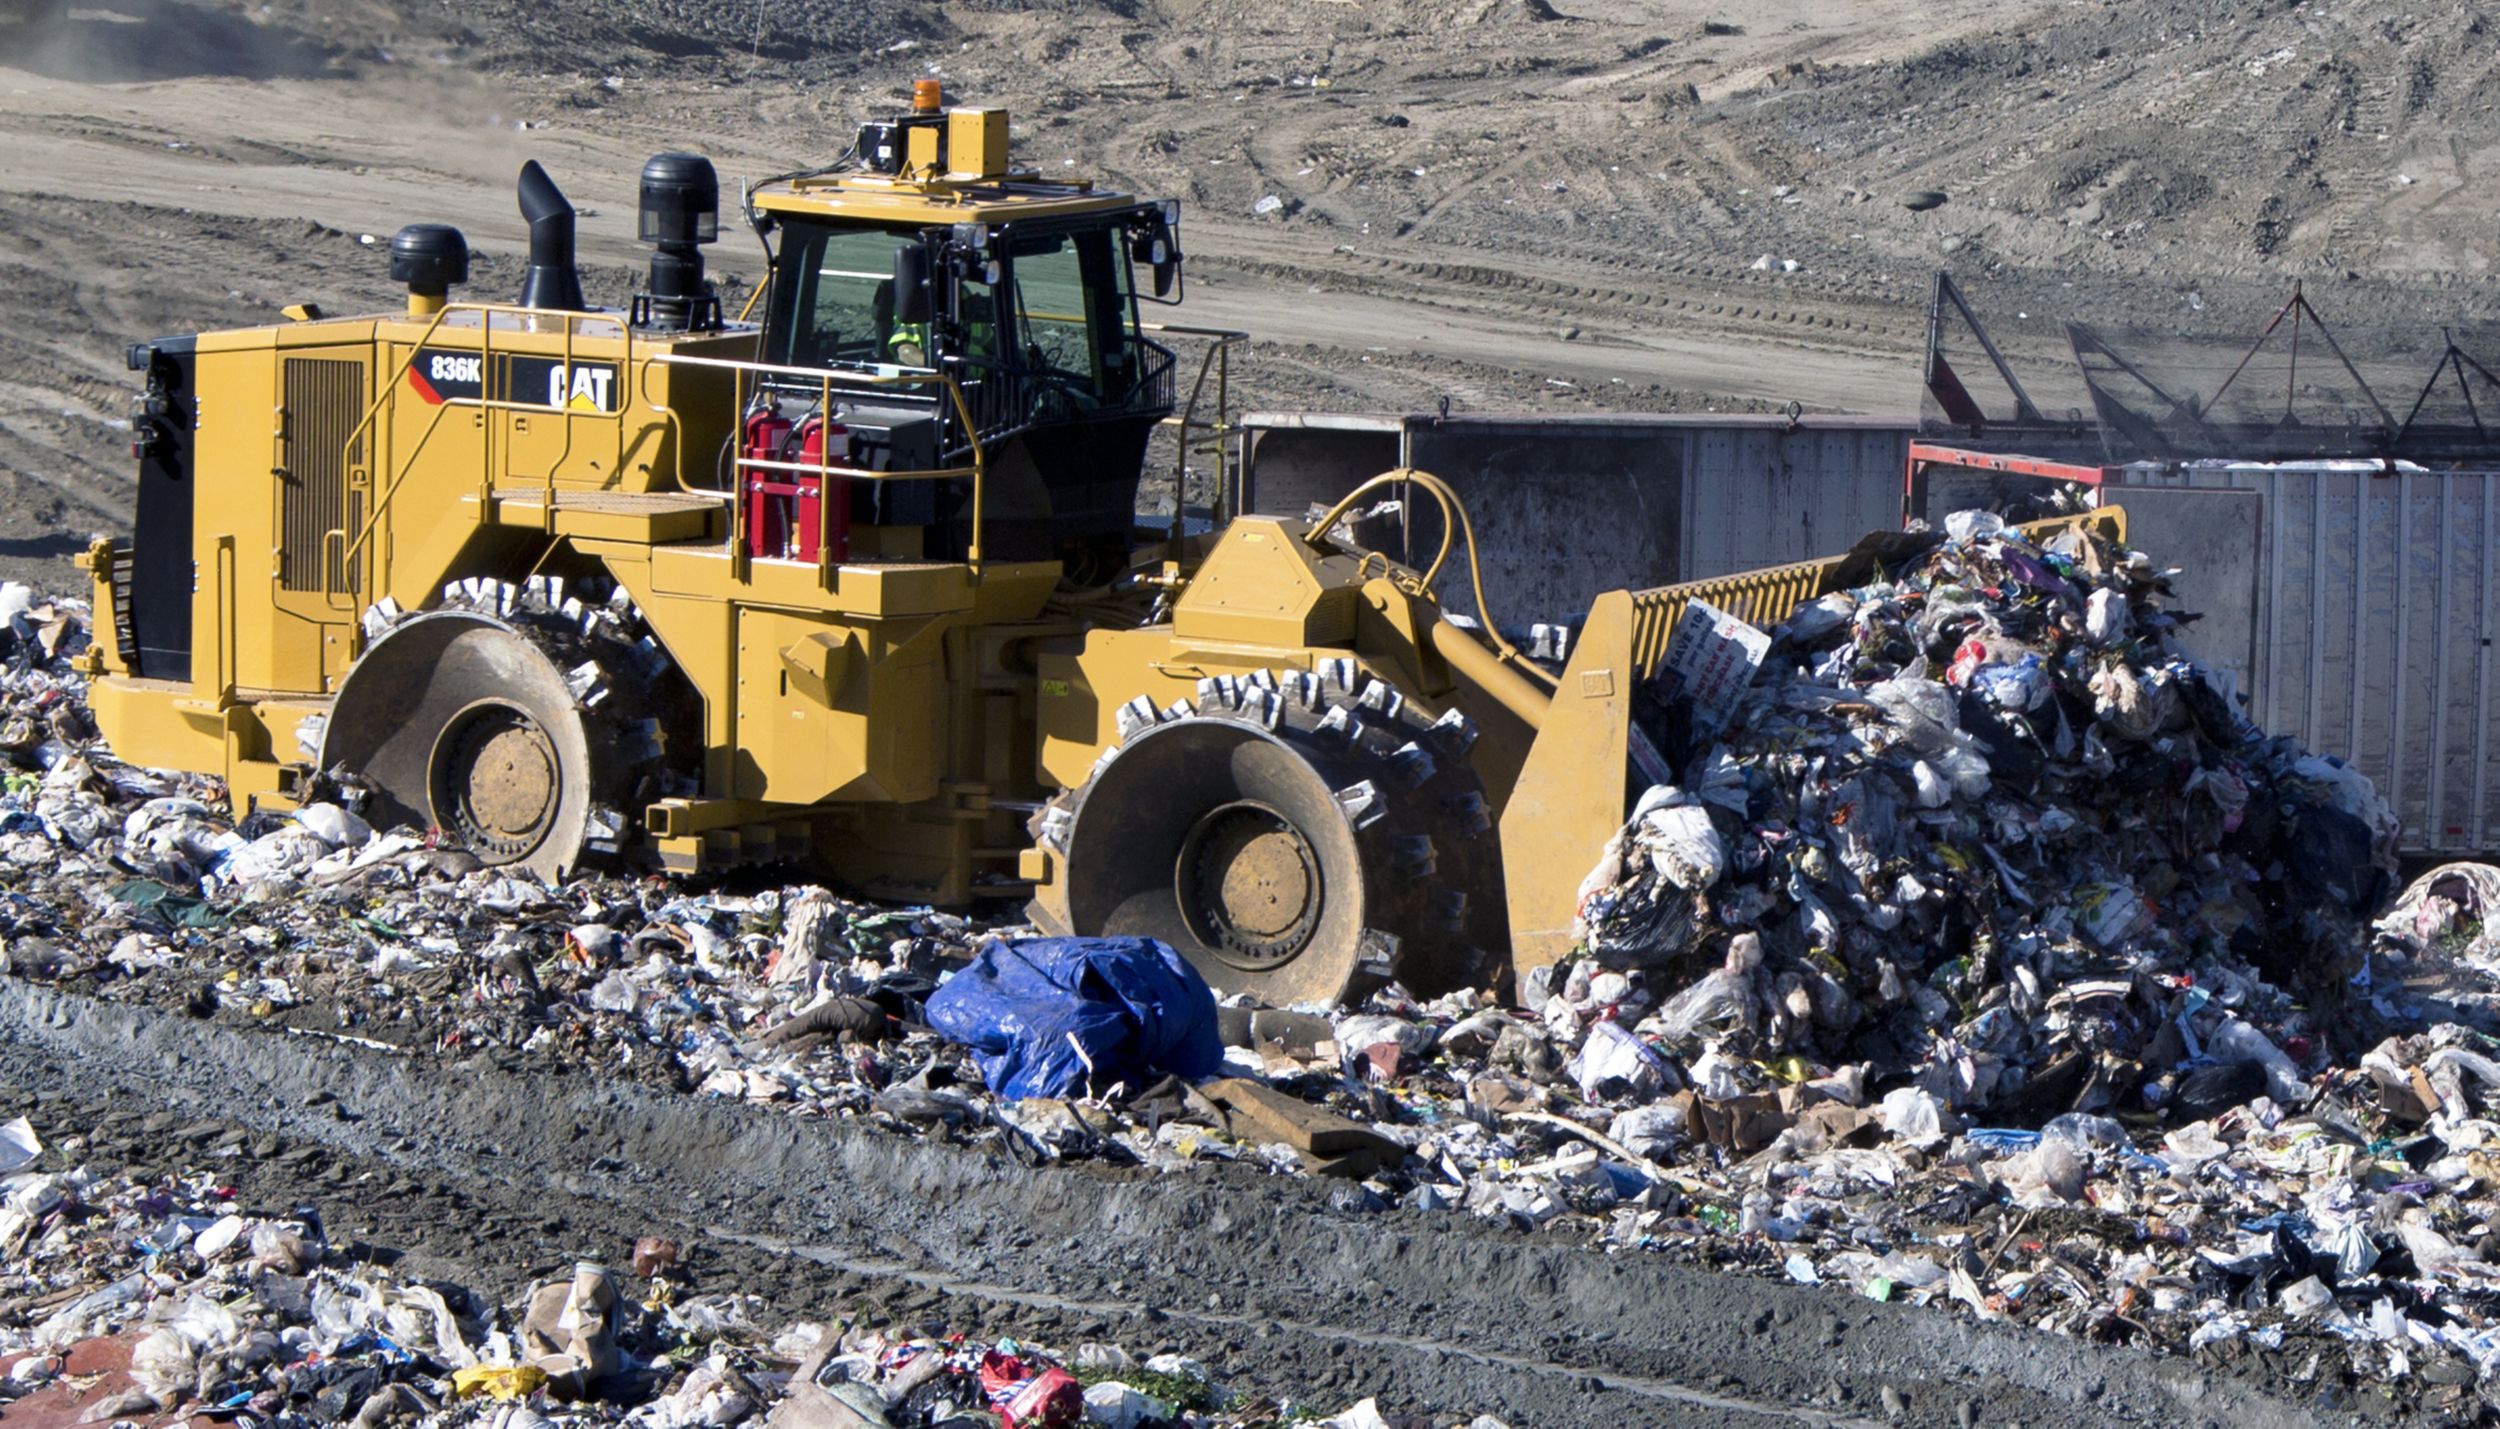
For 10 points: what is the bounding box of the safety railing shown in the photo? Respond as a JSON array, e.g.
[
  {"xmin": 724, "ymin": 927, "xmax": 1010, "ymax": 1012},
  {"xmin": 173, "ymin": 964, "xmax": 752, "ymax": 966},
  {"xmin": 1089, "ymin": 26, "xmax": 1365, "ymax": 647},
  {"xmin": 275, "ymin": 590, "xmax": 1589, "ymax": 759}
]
[
  {"xmin": 323, "ymin": 302, "xmax": 636, "ymax": 616},
  {"xmin": 1143, "ymin": 323, "xmax": 1247, "ymax": 537},
  {"xmin": 643, "ymin": 351, "xmax": 992, "ymax": 585}
]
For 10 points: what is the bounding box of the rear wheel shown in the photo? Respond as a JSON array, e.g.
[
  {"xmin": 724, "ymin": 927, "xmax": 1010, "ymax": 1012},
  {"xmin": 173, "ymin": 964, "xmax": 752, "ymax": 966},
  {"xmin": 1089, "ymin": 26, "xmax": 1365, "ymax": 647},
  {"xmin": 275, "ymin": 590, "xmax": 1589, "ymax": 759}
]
[
  {"xmin": 1033, "ymin": 660, "xmax": 1504, "ymax": 1005},
  {"xmin": 320, "ymin": 580, "xmax": 688, "ymax": 880}
]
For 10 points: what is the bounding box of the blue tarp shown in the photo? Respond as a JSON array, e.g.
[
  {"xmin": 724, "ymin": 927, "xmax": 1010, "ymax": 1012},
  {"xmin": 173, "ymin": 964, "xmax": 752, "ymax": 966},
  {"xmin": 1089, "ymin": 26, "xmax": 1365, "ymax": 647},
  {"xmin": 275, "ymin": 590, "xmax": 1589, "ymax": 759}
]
[{"xmin": 925, "ymin": 937, "xmax": 1223, "ymax": 1100}]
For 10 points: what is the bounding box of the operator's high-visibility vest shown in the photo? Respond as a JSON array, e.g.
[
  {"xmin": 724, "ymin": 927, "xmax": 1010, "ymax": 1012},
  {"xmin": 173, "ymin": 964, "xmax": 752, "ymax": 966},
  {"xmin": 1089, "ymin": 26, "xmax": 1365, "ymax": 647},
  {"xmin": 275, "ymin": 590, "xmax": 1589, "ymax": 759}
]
[{"xmin": 888, "ymin": 318, "xmax": 997, "ymax": 364}]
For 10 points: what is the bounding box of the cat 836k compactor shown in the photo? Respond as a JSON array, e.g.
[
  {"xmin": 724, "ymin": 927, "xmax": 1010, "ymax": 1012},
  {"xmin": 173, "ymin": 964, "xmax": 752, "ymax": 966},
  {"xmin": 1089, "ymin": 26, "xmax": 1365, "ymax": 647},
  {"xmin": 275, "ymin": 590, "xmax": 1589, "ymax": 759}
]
[{"xmin": 79, "ymin": 84, "xmax": 1960, "ymax": 1006}]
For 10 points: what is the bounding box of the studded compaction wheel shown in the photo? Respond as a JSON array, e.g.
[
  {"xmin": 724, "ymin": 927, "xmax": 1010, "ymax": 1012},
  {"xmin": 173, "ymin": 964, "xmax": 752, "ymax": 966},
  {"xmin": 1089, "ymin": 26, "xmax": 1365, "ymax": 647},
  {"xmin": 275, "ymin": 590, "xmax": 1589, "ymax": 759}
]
[
  {"xmin": 1032, "ymin": 660, "xmax": 1505, "ymax": 1006},
  {"xmin": 320, "ymin": 580, "xmax": 689, "ymax": 881}
]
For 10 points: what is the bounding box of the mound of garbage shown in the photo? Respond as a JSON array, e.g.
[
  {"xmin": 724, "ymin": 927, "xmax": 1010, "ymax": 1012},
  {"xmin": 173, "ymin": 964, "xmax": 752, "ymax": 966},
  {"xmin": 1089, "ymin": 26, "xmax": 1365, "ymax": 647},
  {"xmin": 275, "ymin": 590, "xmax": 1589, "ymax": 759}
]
[{"xmin": 1575, "ymin": 512, "xmax": 2397, "ymax": 1122}]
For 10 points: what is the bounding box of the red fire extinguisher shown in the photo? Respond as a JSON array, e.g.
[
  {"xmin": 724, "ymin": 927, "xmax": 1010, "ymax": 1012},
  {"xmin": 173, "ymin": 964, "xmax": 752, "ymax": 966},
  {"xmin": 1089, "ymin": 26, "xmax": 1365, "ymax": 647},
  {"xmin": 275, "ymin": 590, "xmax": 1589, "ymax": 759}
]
[
  {"xmin": 741, "ymin": 409, "xmax": 851, "ymax": 562},
  {"xmin": 741, "ymin": 409, "xmax": 795, "ymax": 559},
  {"xmin": 789, "ymin": 414, "xmax": 852, "ymax": 564}
]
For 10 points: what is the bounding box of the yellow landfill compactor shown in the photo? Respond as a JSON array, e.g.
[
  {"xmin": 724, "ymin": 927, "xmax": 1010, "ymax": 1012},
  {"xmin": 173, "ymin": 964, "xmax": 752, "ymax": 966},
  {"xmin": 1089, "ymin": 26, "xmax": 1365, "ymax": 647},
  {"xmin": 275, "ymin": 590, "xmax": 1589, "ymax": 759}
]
[{"xmin": 76, "ymin": 85, "xmax": 2088, "ymax": 1006}]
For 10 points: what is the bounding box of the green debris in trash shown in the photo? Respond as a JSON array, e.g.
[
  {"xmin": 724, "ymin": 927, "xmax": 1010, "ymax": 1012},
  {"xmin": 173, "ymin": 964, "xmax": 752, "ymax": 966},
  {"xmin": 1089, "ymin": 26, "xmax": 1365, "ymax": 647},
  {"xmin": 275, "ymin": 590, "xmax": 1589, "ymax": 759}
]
[
  {"xmin": 1071, "ymin": 1362, "xmax": 1220, "ymax": 1412},
  {"xmin": 106, "ymin": 878, "xmax": 226, "ymax": 929}
]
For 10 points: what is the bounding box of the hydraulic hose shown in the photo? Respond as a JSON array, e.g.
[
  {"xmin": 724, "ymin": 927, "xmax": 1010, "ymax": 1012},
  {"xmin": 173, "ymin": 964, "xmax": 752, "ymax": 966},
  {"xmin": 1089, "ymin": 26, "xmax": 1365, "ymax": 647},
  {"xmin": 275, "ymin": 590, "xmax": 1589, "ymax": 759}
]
[{"xmin": 1304, "ymin": 467, "xmax": 1558, "ymax": 689}]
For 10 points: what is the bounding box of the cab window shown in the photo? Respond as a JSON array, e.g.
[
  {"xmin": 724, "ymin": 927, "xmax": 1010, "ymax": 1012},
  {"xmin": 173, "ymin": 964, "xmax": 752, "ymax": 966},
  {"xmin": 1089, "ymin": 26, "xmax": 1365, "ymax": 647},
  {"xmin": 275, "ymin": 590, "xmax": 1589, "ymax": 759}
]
[
  {"xmin": 1002, "ymin": 227, "xmax": 1137, "ymax": 402},
  {"xmin": 769, "ymin": 224, "xmax": 916, "ymax": 368}
]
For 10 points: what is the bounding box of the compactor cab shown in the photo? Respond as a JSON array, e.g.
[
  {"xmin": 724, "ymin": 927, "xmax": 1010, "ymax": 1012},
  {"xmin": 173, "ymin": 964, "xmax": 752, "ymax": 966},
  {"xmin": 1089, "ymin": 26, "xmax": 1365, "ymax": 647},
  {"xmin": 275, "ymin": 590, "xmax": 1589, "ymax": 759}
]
[{"xmin": 741, "ymin": 79, "xmax": 1185, "ymax": 581}]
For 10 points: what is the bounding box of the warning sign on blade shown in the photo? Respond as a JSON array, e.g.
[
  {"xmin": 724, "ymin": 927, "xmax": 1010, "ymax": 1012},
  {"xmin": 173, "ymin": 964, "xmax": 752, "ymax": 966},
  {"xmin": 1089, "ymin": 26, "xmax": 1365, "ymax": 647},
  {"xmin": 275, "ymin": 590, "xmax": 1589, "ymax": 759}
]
[{"xmin": 1655, "ymin": 599, "xmax": 1772, "ymax": 739}]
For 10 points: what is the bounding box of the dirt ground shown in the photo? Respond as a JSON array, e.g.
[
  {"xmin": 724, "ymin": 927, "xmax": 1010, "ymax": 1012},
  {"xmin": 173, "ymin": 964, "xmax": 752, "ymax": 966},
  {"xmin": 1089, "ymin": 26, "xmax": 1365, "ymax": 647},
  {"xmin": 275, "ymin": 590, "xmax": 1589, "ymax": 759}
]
[{"xmin": 7, "ymin": 0, "xmax": 2500, "ymax": 586}]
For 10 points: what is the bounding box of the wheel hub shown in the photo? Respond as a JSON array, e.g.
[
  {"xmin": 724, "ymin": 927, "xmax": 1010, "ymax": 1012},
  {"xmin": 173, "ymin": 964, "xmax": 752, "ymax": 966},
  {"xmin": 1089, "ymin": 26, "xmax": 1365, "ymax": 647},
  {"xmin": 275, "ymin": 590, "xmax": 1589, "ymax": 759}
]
[
  {"xmin": 1177, "ymin": 800, "xmax": 1325, "ymax": 970},
  {"xmin": 431, "ymin": 703, "xmax": 561, "ymax": 859}
]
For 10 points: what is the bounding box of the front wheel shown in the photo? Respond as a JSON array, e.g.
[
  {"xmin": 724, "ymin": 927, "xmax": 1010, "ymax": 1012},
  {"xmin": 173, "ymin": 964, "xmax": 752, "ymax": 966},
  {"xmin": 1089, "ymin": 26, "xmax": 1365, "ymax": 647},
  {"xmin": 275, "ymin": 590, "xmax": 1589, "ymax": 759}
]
[{"xmin": 1031, "ymin": 661, "xmax": 1505, "ymax": 1006}]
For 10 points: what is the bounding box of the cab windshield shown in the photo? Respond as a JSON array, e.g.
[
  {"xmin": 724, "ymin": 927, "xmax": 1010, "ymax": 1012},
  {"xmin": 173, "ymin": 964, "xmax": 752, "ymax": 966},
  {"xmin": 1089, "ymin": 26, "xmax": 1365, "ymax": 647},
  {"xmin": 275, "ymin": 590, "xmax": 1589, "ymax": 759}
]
[
  {"xmin": 766, "ymin": 223, "xmax": 922, "ymax": 369},
  {"xmin": 1000, "ymin": 225, "xmax": 1139, "ymax": 405},
  {"xmin": 761, "ymin": 217, "xmax": 1159, "ymax": 420}
]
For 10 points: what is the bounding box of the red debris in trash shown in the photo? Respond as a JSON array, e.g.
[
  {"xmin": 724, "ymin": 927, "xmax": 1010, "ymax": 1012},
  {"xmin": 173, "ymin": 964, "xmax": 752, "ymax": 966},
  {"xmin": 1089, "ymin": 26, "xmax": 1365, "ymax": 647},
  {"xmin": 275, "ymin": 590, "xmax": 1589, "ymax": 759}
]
[
  {"xmin": 633, "ymin": 1236, "xmax": 681, "ymax": 1278},
  {"xmin": 977, "ymin": 1354, "xmax": 1084, "ymax": 1429}
]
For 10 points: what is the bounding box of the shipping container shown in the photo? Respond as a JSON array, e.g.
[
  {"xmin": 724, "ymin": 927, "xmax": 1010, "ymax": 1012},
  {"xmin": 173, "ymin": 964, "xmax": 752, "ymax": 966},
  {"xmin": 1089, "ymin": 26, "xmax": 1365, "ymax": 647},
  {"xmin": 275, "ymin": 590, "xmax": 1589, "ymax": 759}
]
[
  {"xmin": 1237, "ymin": 412, "xmax": 1910, "ymax": 625},
  {"xmin": 2103, "ymin": 464, "xmax": 2500, "ymax": 858}
]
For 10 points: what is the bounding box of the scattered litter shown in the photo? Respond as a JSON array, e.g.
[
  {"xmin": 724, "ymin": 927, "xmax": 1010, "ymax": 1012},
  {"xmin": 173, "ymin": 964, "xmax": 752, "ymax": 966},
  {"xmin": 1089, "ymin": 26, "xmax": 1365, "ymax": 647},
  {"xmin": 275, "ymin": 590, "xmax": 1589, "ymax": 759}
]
[{"xmin": 0, "ymin": 1122, "xmax": 1428, "ymax": 1428}]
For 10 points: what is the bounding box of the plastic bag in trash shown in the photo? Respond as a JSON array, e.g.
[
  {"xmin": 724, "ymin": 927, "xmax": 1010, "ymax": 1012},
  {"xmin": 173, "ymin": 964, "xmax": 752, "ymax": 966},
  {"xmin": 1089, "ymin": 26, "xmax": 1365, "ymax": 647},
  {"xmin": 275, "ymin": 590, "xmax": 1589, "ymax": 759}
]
[
  {"xmin": 1944, "ymin": 510, "xmax": 2008, "ymax": 541},
  {"xmin": 1863, "ymin": 676, "xmax": 1961, "ymax": 756},
  {"xmin": 2085, "ymin": 587, "xmax": 2129, "ymax": 646},
  {"xmin": 129, "ymin": 1294, "xmax": 244, "ymax": 1405},
  {"xmin": 2087, "ymin": 662, "xmax": 2177, "ymax": 741},
  {"xmin": 1628, "ymin": 792, "xmax": 1723, "ymax": 891},
  {"xmin": 925, "ymin": 937, "xmax": 1221, "ymax": 1100},
  {"xmin": 1783, "ymin": 592, "xmax": 1857, "ymax": 644},
  {"xmin": 1334, "ymin": 1013, "xmax": 1437, "ymax": 1079},
  {"xmin": 1082, "ymin": 1381, "xmax": 1178, "ymax": 1429},
  {"xmin": 1971, "ymin": 655, "xmax": 2052, "ymax": 713},
  {"xmin": 292, "ymin": 802, "xmax": 372, "ymax": 848},
  {"xmin": 0, "ymin": 1115, "xmax": 38, "ymax": 1175},
  {"xmin": 1566, "ymin": 1021, "xmax": 1669, "ymax": 1100},
  {"xmin": 1876, "ymin": 1086, "xmax": 1948, "ymax": 1147},
  {"xmin": 2209, "ymin": 1019, "xmax": 2311, "ymax": 1106},
  {"xmin": 1651, "ymin": 933, "xmax": 1764, "ymax": 1045}
]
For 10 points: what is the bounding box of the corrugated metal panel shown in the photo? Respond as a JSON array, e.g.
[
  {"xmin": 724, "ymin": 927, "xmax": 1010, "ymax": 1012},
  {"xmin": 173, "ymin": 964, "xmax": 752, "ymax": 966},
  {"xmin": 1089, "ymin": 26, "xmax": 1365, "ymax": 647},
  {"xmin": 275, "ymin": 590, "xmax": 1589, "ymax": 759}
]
[
  {"xmin": 1679, "ymin": 425, "xmax": 1908, "ymax": 582},
  {"xmin": 2112, "ymin": 463, "xmax": 2500, "ymax": 856}
]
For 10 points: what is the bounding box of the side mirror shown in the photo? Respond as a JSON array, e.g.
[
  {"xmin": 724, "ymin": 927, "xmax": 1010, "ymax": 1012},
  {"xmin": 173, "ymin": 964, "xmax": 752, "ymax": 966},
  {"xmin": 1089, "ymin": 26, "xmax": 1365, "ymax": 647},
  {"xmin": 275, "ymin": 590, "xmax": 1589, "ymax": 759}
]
[
  {"xmin": 892, "ymin": 244, "xmax": 931, "ymax": 324},
  {"xmin": 1131, "ymin": 218, "xmax": 1182, "ymax": 303}
]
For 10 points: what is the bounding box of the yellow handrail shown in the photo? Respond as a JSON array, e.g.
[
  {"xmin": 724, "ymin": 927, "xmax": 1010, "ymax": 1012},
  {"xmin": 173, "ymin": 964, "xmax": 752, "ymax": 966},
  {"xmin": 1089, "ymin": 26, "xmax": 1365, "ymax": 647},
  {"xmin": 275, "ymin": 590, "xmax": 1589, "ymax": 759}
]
[
  {"xmin": 1306, "ymin": 466, "xmax": 1557, "ymax": 690},
  {"xmin": 1144, "ymin": 324, "xmax": 1245, "ymax": 530},
  {"xmin": 330, "ymin": 303, "xmax": 634, "ymax": 609},
  {"xmin": 646, "ymin": 350, "xmax": 992, "ymax": 574}
]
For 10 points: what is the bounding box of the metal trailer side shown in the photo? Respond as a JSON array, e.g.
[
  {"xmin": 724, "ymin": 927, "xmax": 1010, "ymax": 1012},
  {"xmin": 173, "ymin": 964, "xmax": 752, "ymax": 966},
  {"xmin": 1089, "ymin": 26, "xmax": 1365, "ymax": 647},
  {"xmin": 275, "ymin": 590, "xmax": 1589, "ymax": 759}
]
[
  {"xmin": 2105, "ymin": 464, "xmax": 2500, "ymax": 859},
  {"xmin": 1236, "ymin": 412, "xmax": 1912, "ymax": 628}
]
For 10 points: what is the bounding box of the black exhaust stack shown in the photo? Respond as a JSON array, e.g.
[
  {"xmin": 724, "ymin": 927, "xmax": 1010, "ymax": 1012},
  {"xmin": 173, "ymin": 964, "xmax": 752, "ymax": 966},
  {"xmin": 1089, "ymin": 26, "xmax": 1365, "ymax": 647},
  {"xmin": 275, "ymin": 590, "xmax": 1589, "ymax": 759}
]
[
  {"xmin": 632, "ymin": 152, "xmax": 722, "ymax": 332},
  {"xmin": 516, "ymin": 160, "xmax": 586, "ymax": 311}
]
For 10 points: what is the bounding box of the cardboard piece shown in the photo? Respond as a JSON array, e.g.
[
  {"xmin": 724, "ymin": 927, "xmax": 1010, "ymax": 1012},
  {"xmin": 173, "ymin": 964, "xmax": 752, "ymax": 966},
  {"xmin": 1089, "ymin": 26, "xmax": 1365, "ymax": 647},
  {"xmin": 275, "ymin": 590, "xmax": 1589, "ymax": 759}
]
[{"xmin": 1199, "ymin": 1077, "xmax": 1405, "ymax": 1177}]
